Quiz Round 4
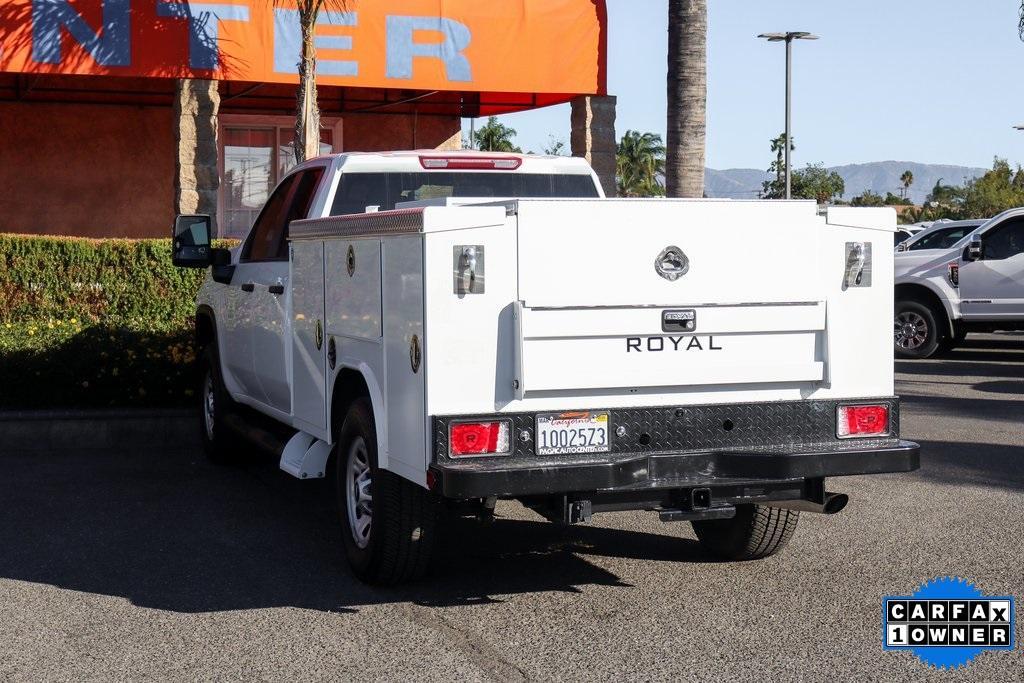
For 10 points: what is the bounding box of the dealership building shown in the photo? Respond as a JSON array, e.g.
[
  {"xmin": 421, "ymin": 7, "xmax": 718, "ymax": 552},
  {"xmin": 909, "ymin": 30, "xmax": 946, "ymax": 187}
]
[{"xmin": 0, "ymin": 0, "xmax": 614, "ymax": 239}]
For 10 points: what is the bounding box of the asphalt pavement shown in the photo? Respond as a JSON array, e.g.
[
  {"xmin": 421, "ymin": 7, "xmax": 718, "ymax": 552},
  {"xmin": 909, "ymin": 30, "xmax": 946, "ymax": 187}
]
[{"xmin": 1, "ymin": 335, "xmax": 1022, "ymax": 681}]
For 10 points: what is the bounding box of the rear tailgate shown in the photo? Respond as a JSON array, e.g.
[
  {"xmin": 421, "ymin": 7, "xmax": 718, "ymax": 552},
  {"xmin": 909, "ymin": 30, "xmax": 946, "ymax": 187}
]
[{"xmin": 513, "ymin": 199, "xmax": 827, "ymax": 395}]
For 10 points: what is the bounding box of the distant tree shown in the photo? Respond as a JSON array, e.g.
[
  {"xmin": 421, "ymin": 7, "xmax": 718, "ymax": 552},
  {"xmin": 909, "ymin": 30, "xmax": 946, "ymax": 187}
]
[
  {"xmin": 1014, "ymin": 165, "xmax": 1024, "ymax": 190},
  {"xmin": 761, "ymin": 133, "xmax": 795, "ymax": 199},
  {"xmin": 791, "ymin": 163, "xmax": 845, "ymax": 205},
  {"xmin": 543, "ymin": 136, "xmax": 567, "ymax": 156},
  {"xmin": 473, "ymin": 117, "xmax": 522, "ymax": 152},
  {"xmin": 900, "ymin": 170, "xmax": 914, "ymax": 200},
  {"xmin": 616, "ymin": 130, "xmax": 666, "ymax": 197},
  {"xmin": 884, "ymin": 192, "xmax": 913, "ymax": 206},
  {"xmin": 960, "ymin": 157, "xmax": 1024, "ymax": 218},
  {"xmin": 926, "ymin": 178, "xmax": 965, "ymax": 208},
  {"xmin": 851, "ymin": 190, "xmax": 885, "ymax": 207}
]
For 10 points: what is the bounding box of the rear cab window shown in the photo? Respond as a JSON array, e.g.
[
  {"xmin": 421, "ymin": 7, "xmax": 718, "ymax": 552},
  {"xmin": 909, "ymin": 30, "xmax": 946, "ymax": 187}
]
[{"xmin": 329, "ymin": 172, "xmax": 600, "ymax": 216}]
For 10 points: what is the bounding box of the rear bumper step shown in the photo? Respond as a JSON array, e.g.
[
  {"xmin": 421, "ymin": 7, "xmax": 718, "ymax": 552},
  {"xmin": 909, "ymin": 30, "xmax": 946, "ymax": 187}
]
[{"xmin": 431, "ymin": 440, "xmax": 920, "ymax": 498}]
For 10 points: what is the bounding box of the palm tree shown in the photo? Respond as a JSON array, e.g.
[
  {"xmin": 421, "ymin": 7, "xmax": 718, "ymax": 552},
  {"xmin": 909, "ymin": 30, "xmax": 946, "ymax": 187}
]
[
  {"xmin": 666, "ymin": 0, "xmax": 707, "ymax": 198},
  {"xmin": 769, "ymin": 133, "xmax": 795, "ymax": 185},
  {"xmin": 280, "ymin": 1, "xmax": 346, "ymax": 165},
  {"xmin": 473, "ymin": 117, "xmax": 522, "ymax": 152},
  {"xmin": 617, "ymin": 130, "xmax": 666, "ymax": 197},
  {"xmin": 900, "ymin": 170, "xmax": 914, "ymax": 200}
]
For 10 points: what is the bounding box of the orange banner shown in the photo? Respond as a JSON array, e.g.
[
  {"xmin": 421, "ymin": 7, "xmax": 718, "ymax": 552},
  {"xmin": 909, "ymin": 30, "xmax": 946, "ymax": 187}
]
[{"xmin": 0, "ymin": 1, "xmax": 606, "ymax": 96}]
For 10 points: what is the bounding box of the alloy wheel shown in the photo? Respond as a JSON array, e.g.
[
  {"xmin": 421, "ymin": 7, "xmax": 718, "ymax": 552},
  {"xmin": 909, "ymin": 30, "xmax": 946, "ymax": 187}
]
[
  {"xmin": 345, "ymin": 437, "xmax": 373, "ymax": 549},
  {"xmin": 894, "ymin": 311, "xmax": 929, "ymax": 350}
]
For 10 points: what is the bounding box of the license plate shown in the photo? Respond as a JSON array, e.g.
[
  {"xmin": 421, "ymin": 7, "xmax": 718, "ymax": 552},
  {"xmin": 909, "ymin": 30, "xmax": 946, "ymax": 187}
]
[{"xmin": 535, "ymin": 411, "xmax": 611, "ymax": 456}]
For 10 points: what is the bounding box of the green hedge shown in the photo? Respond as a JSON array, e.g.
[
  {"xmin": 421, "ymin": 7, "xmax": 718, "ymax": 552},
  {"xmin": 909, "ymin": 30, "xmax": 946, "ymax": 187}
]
[{"xmin": 0, "ymin": 235, "xmax": 220, "ymax": 409}]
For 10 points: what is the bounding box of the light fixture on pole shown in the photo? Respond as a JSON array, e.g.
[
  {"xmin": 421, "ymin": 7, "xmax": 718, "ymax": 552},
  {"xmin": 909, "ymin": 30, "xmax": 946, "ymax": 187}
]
[{"xmin": 758, "ymin": 31, "xmax": 819, "ymax": 199}]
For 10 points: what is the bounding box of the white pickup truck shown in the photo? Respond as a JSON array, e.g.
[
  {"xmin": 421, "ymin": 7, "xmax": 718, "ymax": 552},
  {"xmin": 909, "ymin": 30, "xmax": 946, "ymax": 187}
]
[
  {"xmin": 894, "ymin": 209, "xmax": 1024, "ymax": 358},
  {"xmin": 173, "ymin": 151, "xmax": 919, "ymax": 584}
]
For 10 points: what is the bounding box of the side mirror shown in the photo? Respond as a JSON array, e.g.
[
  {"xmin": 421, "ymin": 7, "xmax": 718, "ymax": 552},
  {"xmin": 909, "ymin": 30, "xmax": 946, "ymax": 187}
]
[
  {"xmin": 172, "ymin": 214, "xmax": 212, "ymax": 268},
  {"xmin": 966, "ymin": 234, "xmax": 983, "ymax": 262},
  {"xmin": 210, "ymin": 247, "xmax": 235, "ymax": 285}
]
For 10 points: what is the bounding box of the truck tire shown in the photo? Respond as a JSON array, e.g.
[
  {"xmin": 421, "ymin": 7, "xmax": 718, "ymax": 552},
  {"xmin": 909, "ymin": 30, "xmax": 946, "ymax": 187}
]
[
  {"xmin": 198, "ymin": 345, "xmax": 238, "ymax": 463},
  {"xmin": 691, "ymin": 505, "xmax": 799, "ymax": 561},
  {"xmin": 336, "ymin": 398, "xmax": 438, "ymax": 585},
  {"xmin": 894, "ymin": 300, "xmax": 944, "ymax": 359}
]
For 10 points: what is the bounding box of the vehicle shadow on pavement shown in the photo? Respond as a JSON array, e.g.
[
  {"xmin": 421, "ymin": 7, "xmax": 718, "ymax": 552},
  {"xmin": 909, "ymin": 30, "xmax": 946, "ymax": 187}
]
[
  {"xmin": 896, "ymin": 335, "xmax": 1024, "ymax": 492},
  {"xmin": 0, "ymin": 447, "xmax": 708, "ymax": 614},
  {"xmin": 910, "ymin": 440, "xmax": 1024, "ymax": 492}
]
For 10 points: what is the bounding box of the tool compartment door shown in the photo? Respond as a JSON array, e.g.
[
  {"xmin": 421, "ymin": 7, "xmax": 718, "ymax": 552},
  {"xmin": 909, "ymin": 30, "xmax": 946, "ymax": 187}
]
[{"xmin": 290, "ymin": 240, "xmax": 328, "ymax": 436}]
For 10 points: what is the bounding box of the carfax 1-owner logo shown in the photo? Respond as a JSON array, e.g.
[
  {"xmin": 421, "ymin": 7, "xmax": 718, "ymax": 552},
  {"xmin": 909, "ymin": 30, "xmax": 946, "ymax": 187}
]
[{"xmin": 883, "ymin": 577, "xmax": 1016, "ymax": 669}]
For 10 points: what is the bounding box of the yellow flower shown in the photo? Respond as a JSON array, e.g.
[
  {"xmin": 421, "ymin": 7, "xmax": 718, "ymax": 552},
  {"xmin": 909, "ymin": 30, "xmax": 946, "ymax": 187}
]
[
  {"xmin": 28, "ymin": 329, "xmax": 35, "ymax": 336},
  {"xmin": 70, "ymin": 318, "xmax": 78, "ymax": 324}
]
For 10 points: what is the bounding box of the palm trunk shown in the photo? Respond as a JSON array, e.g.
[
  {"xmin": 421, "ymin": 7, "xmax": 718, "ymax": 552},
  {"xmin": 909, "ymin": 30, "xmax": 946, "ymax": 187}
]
[
  {"xmin": 666, "ymin": 0, "xmax": 707, "ymax": 198},
  {"xmin": 295, "ymin": 11, "xmax": 321, "ymax": 165}
]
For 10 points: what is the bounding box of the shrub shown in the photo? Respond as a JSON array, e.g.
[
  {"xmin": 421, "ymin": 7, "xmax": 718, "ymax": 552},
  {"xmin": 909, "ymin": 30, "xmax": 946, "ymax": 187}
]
[{"xmin": 0, "ymin": 235, "xmax": 222, "ymax": 409}]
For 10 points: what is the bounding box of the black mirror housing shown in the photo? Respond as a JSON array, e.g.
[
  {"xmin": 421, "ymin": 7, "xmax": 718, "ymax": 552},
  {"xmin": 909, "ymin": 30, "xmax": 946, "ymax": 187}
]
[
  {"xmin": 966, "ymin": 235, "xmax": 984, "ymax": 262},
  {"xmin": 172, "ymin": 214, "xmax": 213, "ymax": 268}
]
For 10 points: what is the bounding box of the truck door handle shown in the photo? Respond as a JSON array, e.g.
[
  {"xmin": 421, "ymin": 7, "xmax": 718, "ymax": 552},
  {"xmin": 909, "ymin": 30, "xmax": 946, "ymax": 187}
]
[
  {"xmin": 240, "ymin": 282, "xmax": 255, "ymax": 292},
  {"xmin": 268, "ymin": 284, "xmax": 285, "ymax": 295}
]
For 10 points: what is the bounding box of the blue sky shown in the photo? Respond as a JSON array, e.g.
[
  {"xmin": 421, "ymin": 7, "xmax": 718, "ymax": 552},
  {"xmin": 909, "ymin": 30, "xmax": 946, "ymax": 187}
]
[{"xmin": 468, "ymin": 1, "xmax": 1024, "ymax": 171}]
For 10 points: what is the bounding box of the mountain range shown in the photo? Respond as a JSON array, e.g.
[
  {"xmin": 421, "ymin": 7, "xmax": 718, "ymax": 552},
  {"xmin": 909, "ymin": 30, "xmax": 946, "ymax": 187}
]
[{"xmin": 704, "ymin": 161, "xmax": 988, "ymax": 205}]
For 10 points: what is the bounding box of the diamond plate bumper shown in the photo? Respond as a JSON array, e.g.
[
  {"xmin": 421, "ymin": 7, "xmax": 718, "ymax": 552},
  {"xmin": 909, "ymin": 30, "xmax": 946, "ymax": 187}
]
[{"xmin": 430, "ymin": 398, "xmax": 920, "ymax": 499}]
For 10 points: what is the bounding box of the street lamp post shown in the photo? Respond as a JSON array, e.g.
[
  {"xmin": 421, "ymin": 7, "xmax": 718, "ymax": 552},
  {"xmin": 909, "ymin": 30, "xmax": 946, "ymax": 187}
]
[{"xmin": 758, "ymin": 31, "xmax": 819, "ymax": 199}]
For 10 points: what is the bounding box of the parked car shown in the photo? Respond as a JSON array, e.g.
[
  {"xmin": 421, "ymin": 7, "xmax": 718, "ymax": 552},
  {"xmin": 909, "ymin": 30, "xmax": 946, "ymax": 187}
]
[
  {"xmin": 894, "ymin": 210, "xmax": 1024, "ymax": 358},
  {"xmin": 894, "ymin": 228, "xmax": 914, "ymax": 247},
  {"xmin": 171, "ymin": 151, "xmax": 919, "ymax": 584},
  {"xmin": 895, "ymin": 219, "xmax": 986, "ymax": 253}
]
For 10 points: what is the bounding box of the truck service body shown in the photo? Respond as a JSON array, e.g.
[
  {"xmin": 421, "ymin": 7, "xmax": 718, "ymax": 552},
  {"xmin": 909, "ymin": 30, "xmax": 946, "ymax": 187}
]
[{"xmin": 174, "ymin": 150, "xmax": 919, "ymax": 584}]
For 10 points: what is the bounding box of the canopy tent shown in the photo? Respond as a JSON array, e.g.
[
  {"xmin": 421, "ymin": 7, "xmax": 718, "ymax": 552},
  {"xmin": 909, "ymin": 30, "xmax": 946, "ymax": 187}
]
[{"xmin": 0, "ymin": 0, "xmax": 607, "ymax": 116}]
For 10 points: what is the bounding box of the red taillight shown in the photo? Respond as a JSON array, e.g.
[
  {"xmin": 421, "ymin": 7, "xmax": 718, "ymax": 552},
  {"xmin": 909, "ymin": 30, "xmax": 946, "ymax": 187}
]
[
  {"xmin": 449, "ymin": 421, "xmax": 512, "ymax": 457},
  {"xmin": 419, "ymin": 156, "xmax": 522, "ymax": 171},
  {"xmin": 837, "ymin": 405, "xmax": 890, "ymax": 438}
]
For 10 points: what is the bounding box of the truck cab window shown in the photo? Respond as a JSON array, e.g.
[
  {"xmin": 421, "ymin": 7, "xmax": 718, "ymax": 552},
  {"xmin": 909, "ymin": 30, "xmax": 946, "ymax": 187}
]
[
  {"xmin": 277, "ymin": 168, "xmax": 325, "ymax": 258},
  {"xmin": 242, "ymin": 175, "xmax": 296, "ymax": 262},
  {"xmin": 329, "ymin": 172, "xmax": 600, "ymax": 216},
  {"xmin": 331, "ymin": 174, "xmax": 389, "ymax": 215},
  {"xmin": 242, "ymin": 168, "xmax": 325, "ymax": 262},
  {"xmin": 983, "ymin": 219, "xmax": 1024, "ymax": 260}
]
